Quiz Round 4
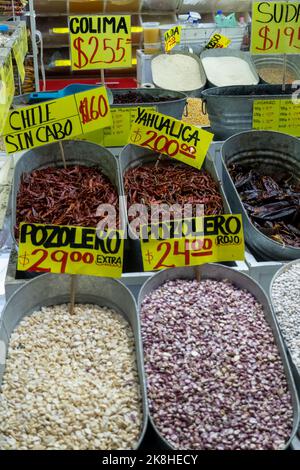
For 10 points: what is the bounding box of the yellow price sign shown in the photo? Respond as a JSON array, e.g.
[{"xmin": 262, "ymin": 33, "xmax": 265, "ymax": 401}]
[
  {"xmin": 251, "ymin": 1, "xmax": 300, "ymax": 54},
  {"xmin": 128, "ymin": 108, "xmax": 214, "ymax": 170},
  {"xmin": 206, "ymin": 33, "xmax": 231, "ymax": 49},
  {"xmin": 13, "ymin": 42, "xmax": 25, "ymax": 83},
  {"xmin": 164, "ymin": 26, "xmax": 182, "ymax": 52},
  {"xmin": 69, "ymin": 15, "xmax": 132, "ymax": 70},
  {"xmin": 141, "ymin": 215, "xmax": 245, "ymax": 271},
  {"xmin": 2, "ymin": 86, "xmax": 112, "ymax": 153},
  {"xmin": 78, "ymin": 106, "xmax": 157, "ymax": 147},
  {"xmin": 17, "ymin": 223, "xmax": 124, "ymax": 278},
  {"xmin": 0, "ymin": 66, "xmax": 8, "ymax": 135},
  {"xmin": 253, "ymin": 99, "xmax": 300, "ymax": 135},
  {"xmin": 0, "ymin": 53, "xmax": 14, "ymax": 135}
]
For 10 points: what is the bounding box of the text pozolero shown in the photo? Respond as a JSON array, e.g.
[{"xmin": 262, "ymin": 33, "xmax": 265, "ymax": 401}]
[
  {"xmin": 20, "ymin": 224, "xmax": 121, "ymax": 251},
  {"xmin": 142, "ymin": 215, "xmax": 242, "ymax": 241},
  {"xmin": 69, "ymin": 16, "xmax": 129, "ymax": 34},
  {"xmin": 135, "ymin": 108, "xmax": 200, "ymax": 147}
]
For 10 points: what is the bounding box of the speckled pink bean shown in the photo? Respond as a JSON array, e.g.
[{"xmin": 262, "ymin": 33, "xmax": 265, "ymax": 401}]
[{"xmin": 141, "ymin": 279, "xmax": 293, "ymax": 450}]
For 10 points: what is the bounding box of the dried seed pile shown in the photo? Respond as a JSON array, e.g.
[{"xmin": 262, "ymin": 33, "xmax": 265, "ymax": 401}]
[
  {"xmin": 0, "ymin": 304, "xmax": 143, "ymax": 450},
  {"xmin": 272, "ymin": 262, "xmax": 300, "ymax": 371},
  {"xmin": 124, "ymin": 160, "xmax": 224, "ymax": 223},
  {"xmin": 257, "ymin": 65, "xmax": 297, "ymax": 84},
  {"xmin": 141, "ymin": 279, "xmax": 293, "ymax": 450},
  {"xmin": 181, "ymin": 98, "xmax": 210, "ymax": 127},
  {"xmin": 15, "ymin": 165, "xmax": 119, "ymax": 237}
]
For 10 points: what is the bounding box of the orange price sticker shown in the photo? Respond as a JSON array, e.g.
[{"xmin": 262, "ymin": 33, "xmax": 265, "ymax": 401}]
[
  {"xmin": 69, "ymin": 15, "xmax": 132, "ymax": 70},
  {"xmin": 141, "ymin": 215, "xmax": 245, "ymax": 271},
  {"xmin": 17, "ymin": 223, "xmax": 124, "ymax": 278}
]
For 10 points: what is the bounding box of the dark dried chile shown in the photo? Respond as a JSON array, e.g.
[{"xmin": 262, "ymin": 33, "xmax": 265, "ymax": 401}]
[
  {"xmin": 15, "ymin": 165, "xmax": 119, "ymax": 239},
  {"xmin": 113, "ymin": 91, "xmax": 177, "ymax": 104},
  {"xmin": 229, "ymin": 164, "xmax": 300, "ymax": 248},
  {"xmin": 124, "ymin": 159, "xmax": 224, "ymax": 223}
]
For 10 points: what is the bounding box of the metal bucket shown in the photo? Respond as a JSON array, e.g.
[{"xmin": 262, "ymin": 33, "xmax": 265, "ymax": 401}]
[
  {"xmin": 252, "ymin": 54, "xmax": 300, "ymax": 84},
  {"xmin": 11, "ymin": 140, "xmax": 125, "ymax": 247},
  {"xmin": 119, "ymin": 144, "xmax": 232, "ymax": 272},
  {"xmin": 221, "ymin": 130, "xmax": 300, "ymax": 261},
  {"xmin": 201, "ymin": 84, "xmax": 297, "ymax": 140},
  {"xmin": 0, "ymin": 273, "xmax": 148, "ymax": 449},
  {"xmin": 200, "ymin": 49, "xmax": 259, "ymax": 87},
  {"xmin": 151, "ymin": 52, "xmax": 207, "ymax": 98},
  {"xmin": 270, "ymin": 260, "xmax": 300, "ymax": 397},
  {"xmin": 111, "ymin": 88, "xmax": 187, "ymax": 120},
  {"xmin": 138, "ymin": 263, "xmax": 300, "ymax": 450}
]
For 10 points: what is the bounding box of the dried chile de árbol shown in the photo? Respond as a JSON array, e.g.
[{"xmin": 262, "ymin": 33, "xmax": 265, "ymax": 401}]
[
  {"xmin": 15, "ymin": 165, "xmax": 119, "ymax": 239},
  {"xmin": 229, "ymin": 164, "xmax": 300, "ymax": 248}
]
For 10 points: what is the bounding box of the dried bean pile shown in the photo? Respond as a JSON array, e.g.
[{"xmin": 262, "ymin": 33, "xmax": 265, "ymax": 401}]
[
  {"xmin": 141, "ymin": 279, "xmax": 293, "ymax": 450},
  {"xmin": 0, "ymin": 304, "xmax": 143, "ymax": 450},
  {"xmin": 229, "ymin": 164, "xmax": 300, "ymax": 248},
  {"xmin": 113, "ymin": 91, "xmax": 176, "ymax": 104},
  {"xmin": 124, "ymin": 161, "xmax": 223, "ymax": 222},
  {"xmin": 272, "ymin": 262, "xmax": 300, "ymax": 371},
  {"xmin": 15, "ymin": 165, "xmax": 119, "ymax": 237}
]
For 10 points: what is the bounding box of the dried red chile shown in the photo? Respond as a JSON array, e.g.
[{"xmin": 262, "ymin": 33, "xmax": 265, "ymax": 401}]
[
  {"xmin": 124, "ymin": 160, "xmax": 224, "ymax": 222},
  {"xmin": 15, "ymin": 165, "xmax": 119, "ymax": 238},
  {"xmin": 229, "ymin": 164, "xmax": 300, "ymax": 248}
]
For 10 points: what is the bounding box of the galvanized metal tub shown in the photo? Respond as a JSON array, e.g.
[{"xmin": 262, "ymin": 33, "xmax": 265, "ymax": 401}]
[
  {"xmin": 111, "ymin": 88, "xmax": 187, "ymax": 120},
  {"xmin": 200, "ymin": 49, "xmax": 259, "ymax": 87},
  {"xmin": 0, "ymin": 273, "xmax": 148, "ymax": 449},
  {"xmin": 151, "ymin": 52, "xmax": 207, "ymax": 98},
  {"xmin": 11, "ymin": 140, "xmax": 125, "ymax": 247},
  {"xmin": 138, "ymin": 264, "xmax": 300, "ymax": 450},
  {"xmin": 220, "ymin": 130, "xmax": 300, "ymax": 261},
  {"xmin": 252, "ymin": 54, "xmax": 300, "ymax": 84},
  {"xmin": 119, "ymin": 144, "xmax": 232, "ymax": 272},
  {"xmin": 270, "ymin": 260, "xmax": 300, "ymax": 397},
  {"xmin": 201, "ymin": 84, "xmax": 296, "ymax": 140}
]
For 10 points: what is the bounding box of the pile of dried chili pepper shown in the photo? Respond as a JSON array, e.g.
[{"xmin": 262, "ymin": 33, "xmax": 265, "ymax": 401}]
[
  {"xmin": 113, "ymin": 91, "xmax": 176, "ymax": 104},
  {"xmin": 124, "ymin": 160, "xmax": 224, "ymax": 223},
  {"xmin": 15, "ymin": 165, "xmax": 119, "ymax": 238},
  {"xmin": 229, "ymin": 164, "xmax": 300, "ymax": 248}
]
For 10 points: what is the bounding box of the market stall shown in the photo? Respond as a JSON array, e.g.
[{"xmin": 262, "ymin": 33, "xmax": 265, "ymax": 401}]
[{"xmin": 0, "ymin": 0, "xmax": 300, "ymax": 453}]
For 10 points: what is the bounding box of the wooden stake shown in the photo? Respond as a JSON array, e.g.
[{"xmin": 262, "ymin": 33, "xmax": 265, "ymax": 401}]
[
  {"xmin": 69, "ymin": 275, "xmax": 77, "ymax": 315},
  {"xmin": 101, "ymin": 69, "xmax": 105, "ymax": 86},
  {"xmin": 195, "ymin": 266, "xmax": 201, "ymax": 282},
  {"xmin": 59, "ymin": 141, "xmax": 67, "ymax": 169},
  {"xmin": 282, "ymin": 53, "xmax": 287, "ymax": 92}
]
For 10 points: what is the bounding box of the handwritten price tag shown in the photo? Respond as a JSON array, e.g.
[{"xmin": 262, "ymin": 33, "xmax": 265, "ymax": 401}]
[
  {"xmin": 13, "ymin": 42, "xmax": 25, "ymax": 83},
  {"xmin": 0, "ymin": 53, "xmax": 14, "ymax": 135},
  {"xmin": 2, "ymin": 86, "xmax": 112, "ymax": 153},
  {"xmin": 128, "ymin": 108, "xmax": 214, "ymax": 170},
  {"xmin": 69, "ymin": 15, "xmax": 132, "ymax": 70},
  {"xmin": 253, "ymin": 99, "xmax": 300, "ymax": 135},
  {"xmin": 78, "ymin": 106, "xmax": 157, "ymax": 147},
  {"xmin": 206, "ymin": 33, "xmax": 231, "ymax": 49},
  {"xmin": 164, "ymin": 26, "xmax": 182, "ymax": 52},
  {"xmin": 141, "ymin": 215, "xmax": 245, "ymax": 271},
  {"xmin": 18, "ymin": 223, "xmax": 124, "ymax": 278},
  {"xmin": 251, "ymin": 1, "xmax": 300, "ymax": 54}
]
